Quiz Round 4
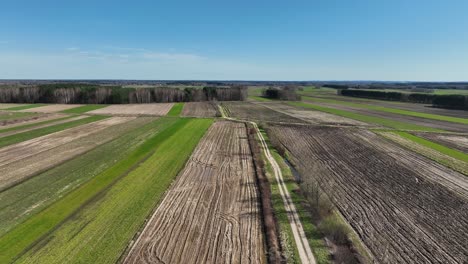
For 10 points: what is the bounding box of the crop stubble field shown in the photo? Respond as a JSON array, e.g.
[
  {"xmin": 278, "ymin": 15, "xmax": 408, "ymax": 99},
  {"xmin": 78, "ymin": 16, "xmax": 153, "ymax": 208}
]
[
  {"xmin": 181, "ymin": 102, "xmax": 220, "ymax": 117},
  {"xmin": 124, "ymin": 121, "xmax": 266, "ymax": 264}
]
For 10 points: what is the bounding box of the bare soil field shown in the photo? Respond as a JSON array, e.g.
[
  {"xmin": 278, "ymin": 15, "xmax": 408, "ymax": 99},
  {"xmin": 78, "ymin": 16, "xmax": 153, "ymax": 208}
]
[
  {"xmin": 88, "ymin": 103, "xmax": 174, "ymax": 116},
  {"xmin": 222, "ymin": 101, "xmax": 305, "ymax": 124},
  {"xmin": 181, "ymin": 102, "xmax": 219, "ymax": 117},
  {"xmin": 19, "ymin": 104, "xmax": 83, "ymax": 113},
  {"xmin": 416, "ymin": 133, "xmax": 468, "ymax": 153},
  {"xmin": 314, "ymin": 101, "xmax": 468, "ymax": 132},
  {"xmin": 256, "ymin": 102, "xmax": 369, "ymax": 126},
  {"xmin": 267, "ymin": 124, "xmax": 468, "ymax": 263},
  {"xmin": 124, "ymin": 121, "xmax": 266, "ymax": 264},
  {"xmin": 0, "ymin": 115, "xmax": 86, "ymax": 138},
  {"xmin": 0, "ymin": 113, "xmax": 66, "ymax": 129},
  {"xmin": 0, "ymin": 116, "xmax": 136, "ymax": 191}
]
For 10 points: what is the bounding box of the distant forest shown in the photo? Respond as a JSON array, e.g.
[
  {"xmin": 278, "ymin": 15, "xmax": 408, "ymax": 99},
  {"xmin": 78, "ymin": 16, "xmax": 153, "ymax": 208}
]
[{"xmin": 0, "ymin": 84, "xmax": 248, "ymax": 104}]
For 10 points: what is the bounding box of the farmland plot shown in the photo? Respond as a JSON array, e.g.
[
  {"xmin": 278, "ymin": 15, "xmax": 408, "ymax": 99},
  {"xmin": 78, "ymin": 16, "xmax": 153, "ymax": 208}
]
[
  {"xmin": 223, "ymin": 101, "xmax": 304, "ymax": 123},
  {"xmin": 0, "ymin": 117, "xmax": 158, "ymax": 235},
  {"xmin": 181, "ymin": 102, "xmax": 219, "ymax": 117},
  {"xmin": 88, "ymin": 103, "xmax": 174, "ymax": 116},
  {"xmin": 0, "ymin": 115, "xmax": 86, "ymax": 138},
  {"xmin": 0, "ymin": 104, "xmax": 27, "ymax": 109},
  {"xmin": 0, "ymin": 116, "xmax": 134, "ymax": 191},
  {"xmin": 0, "ymin": 111, "xmax": 42, "ymax": 126},
  {"xmin": 311, "ymin": 101, "xmax": 468, "ymax": 132},
  {"xmin": 0, "ymin": 113, "xmax": 66, "ymax": 130},
  {"xmin": 124, "ymin": 121, "xmax": 266, "ymax": 264},
  {"xmin": 18, "ymin": 104, "xmax": 83, "ymax": 113},
  {"xmin": 416, "ymin": 133, "xmax": 468, "ymax": 153},
  {"xmin": 267, "ymin": 124, "xmax": 468, "ymax": 263},
  {"xmin": 256, "ymin": 102, "xmax": 368, "ymax": 126}
]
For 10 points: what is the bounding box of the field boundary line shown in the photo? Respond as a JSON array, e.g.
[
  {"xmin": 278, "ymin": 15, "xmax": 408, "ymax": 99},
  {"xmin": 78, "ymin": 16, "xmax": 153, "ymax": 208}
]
[{"xmin": 219, "ymin": 104, "xmax": 316, "ymax": 264}]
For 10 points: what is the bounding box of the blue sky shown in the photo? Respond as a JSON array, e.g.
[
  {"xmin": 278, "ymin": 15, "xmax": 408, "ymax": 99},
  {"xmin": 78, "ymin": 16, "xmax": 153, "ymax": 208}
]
[{"xmin": 1, "ymin": 0, "xmax": 467, "ymax": 81}]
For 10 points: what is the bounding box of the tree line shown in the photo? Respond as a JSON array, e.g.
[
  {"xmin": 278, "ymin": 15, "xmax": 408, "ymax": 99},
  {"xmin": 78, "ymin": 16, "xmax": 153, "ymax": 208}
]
[
  {"xmin": 339, "ymin": 89, "xmax": 468, "ymax": 110},
  {"xmin": 0, "ymin": 84, "xmax": 248, "ymax": 104}
]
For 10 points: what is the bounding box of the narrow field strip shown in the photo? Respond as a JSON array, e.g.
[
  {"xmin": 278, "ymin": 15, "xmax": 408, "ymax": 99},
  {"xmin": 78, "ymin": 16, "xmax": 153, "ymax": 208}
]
[
  {"xmin": 166, "ymin": 102, "xmax": 184, "ymax": 116},
  {"xmin": 302, "ymin": 95, "xmax": 468, "ymax": 125},
  {"xmin": 0, "ymin": 117, "xmax": 159, "ymax": 236},
  {"xmin": 0, "ymin": 111, "xmax": 38, "ymax": 122},
  {"xmin": 4, "ymin": 104, "xmax": 47, "ymax": 111},
  {"xmin": 0, "ymin": 115, "xmax": 108, "ymax": 148},
  {"xmin": 19, "ymin": 104, "xmax": 83, "ymax": 113},
  {"xmin": 0, "ymin": 104, "xmax": 27, "ymax": 110},
  {"xmin": 181, "ymin": 102, "xmax": 220, "ymax": 117},
  {"xmin": 0, "ymin": 117, "xmax": 190, "ymax": 263},
  {"xmin": 14, "ymin": 118, "xmax": 213, "ymax": 264},
  {"xmin": 124, "ymin": 121, "xmax": 265, "ymax": 264},
  {"xmin": 288, "ymin": 101, "xmax": 442, "ymax": 131},
  {"xmin": 379, "ymin": 132, "xmax": 468, "ymax": 175},
  {"xmin": 60, "ymin": 104, "xmax": 108, "ymax": 114},
  {"xmin": 0, "ymin": 115, "xmax": 85, "ymax": 138},
  {"xmin": 0, "ymin": 115, "xmax": 73, "ymax": 134}
]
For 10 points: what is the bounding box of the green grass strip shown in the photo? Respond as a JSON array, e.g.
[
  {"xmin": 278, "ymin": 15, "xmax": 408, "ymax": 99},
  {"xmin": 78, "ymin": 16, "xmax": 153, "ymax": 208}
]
[
  {"xmin": 0, "ymin": 116, "xmax": 74, "ymax": 134},
  {"xmin": 395, "ymin": 132, "xmax": 468, "ymax": 163},
  {"xmin": 0, "ymin": 118, "xmax": 193, "ymax": 263},
  {"xmin": 0, "ymin": 115, "xmax": 109, "ymax": 148},
  {"xmin": 289, "ymin": 101, "xmax": 442, "ymax": 132},
  {"xmin": 4, "ymin": 104, "xmax": 47, "ymax": 111},
  {"xmin": 166, "ymin": 102, "xmax": 184, "ymax": 116},
  {"xmin": 0, "ymin": 112, "xmax": 38, "ymax": 121},
  {"xmin": 15, "ymin": 118, "xmax": 213, "ymax": 264},
  {"xmin": 302, "ymin": 95, "xmax": 468, "ymax": 125},
  {"xmin": 60, "ymin": 105, "xmax": 108, "ymax": 114}
]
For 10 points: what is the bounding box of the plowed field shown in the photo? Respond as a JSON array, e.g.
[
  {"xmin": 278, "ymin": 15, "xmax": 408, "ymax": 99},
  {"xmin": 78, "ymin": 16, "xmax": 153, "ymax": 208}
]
[
  {"xmin": 181, "ymin": 102, "xmax": 219, "ymax": 117},
  {"xmin": 88, "ymin": 103, "xmax": 174, "ymax": 116},
  {"xmin": 267, "ymin": 124, "xmax": 468, "ymax": 263},
  {"xmin": 124, "ymin": 121, "xmax": 266, "ymax": 264}
]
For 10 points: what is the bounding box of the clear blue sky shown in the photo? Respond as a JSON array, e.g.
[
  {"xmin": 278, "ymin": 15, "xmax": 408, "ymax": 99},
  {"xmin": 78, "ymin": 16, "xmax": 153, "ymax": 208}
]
[{"xmin": 1, "ymin": 0, "xmax": 467, "ymax": 81}]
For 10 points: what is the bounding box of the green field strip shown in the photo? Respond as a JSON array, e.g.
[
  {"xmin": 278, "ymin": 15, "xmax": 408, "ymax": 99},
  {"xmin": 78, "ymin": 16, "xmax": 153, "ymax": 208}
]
[
  {"xmin": 0, "ymin": 115, "xmax": 109, "ymax": 148},
  {"xmin": 60, "ymin": 104, "xmax": 108, "ymax": 114},
  {"xmin": 395, "ymin": 132, "xmax": 468, "ymax": 163},
  {"xmin": 0, "ymin": 112, "xmax": 38, "ymax": 121},
  {"xmin": 4, "ymin": 104, "xmax": 47, "ymax": 111},
  {"xmin": 302, "ymin": 95, "xmax": 468, "ymax": 125},
  {"xmin": 0, "ymin": 117, "xmax": 194, "ymax": 263},
  {"xmin": 0, "ymin": 115, "xmax": 75, "ymax": 134},
  {"xmin": 15, "ymin": 118, "xmax": 213, "ymax": 264},
  {"xmin": 0, "ymin": 117, "xmax": 162, "ymax": 236},
  {"xmin": 166, "ymin": 102, "xmax": 184, "ymax": 116},
  {"xmin": 260, "ymin": 131, "xmax": 330, "ymax": 264},
  {"xmin": 288, "ymin": 102, "xmax": 443, "ymax": 132}
]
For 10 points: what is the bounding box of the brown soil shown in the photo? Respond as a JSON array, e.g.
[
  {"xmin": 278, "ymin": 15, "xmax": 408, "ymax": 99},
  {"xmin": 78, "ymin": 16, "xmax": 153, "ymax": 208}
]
[
  {"xmin": 19, "ymin": 104, "xmax": 84, "ymax": 113},
  {"xmin": 181, "ymin": 102, "xmax": 220, "ymax": 117},
  {"xmin": 0, "ymin": 113, "xmax": 66, "ymax": 129},
  {"xmin": 0, "ymin": 115, "xmax": 87, "ymax": 138},
  {"xmin": 124, "ymin": 121, "xmax": 266, "ymax": 264},
  {"xmin": 0, "ymin": 117, "xmax": 137, "ymax": 191},
  {"xmin": 223, "ymin": 102, "xmax": 305, "ymax": 124},
  {"xmin": 0, "ymin": 104, "xmax": 27, "ymax": 109},
  {"xmin": 267, "ymin": 124, "xmax": 468, "ymax": 263},
  {"xmin": 88, "ymin": 103, "xmax": 174, "ymax": 116}
]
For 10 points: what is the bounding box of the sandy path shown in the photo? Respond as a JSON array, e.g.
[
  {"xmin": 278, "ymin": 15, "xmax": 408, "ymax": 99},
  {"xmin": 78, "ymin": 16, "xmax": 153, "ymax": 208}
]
[
  {"xmin": 0, "ymin": 117, "xmax": 135, "ymax": 191},
  {"xmin": 124, "ymin": 121, "xmax": 266, "ymax": 264},
  {"xmin": 88, "ymin": 103, "xmax": 174, "ymax": 116},
  {"xmin": 0, "ymin": 115, "xmax": 87, "ymax": 138},
  {"xmin": 19, "ymin": 104, "xmax": 83, "ymax": 113},
  {"xmin": 0, "ymin": 104, "xmax": 27, "ymax": 109}
]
